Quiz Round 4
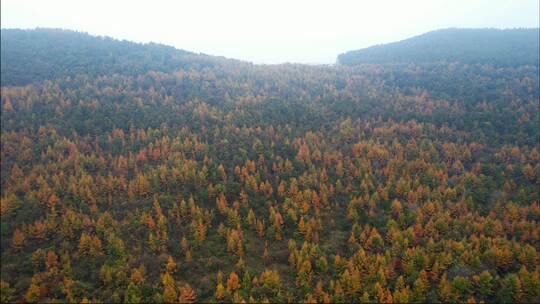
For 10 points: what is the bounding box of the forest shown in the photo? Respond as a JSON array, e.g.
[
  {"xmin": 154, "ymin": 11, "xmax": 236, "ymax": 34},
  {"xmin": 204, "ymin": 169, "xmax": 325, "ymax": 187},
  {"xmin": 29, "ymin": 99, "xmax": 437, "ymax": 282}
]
[
  {"xmin": 338, "ymin": 28, "xmax": 540, "ymax": 67},
  {"xmin": 0, "ymin": 28, "xmax": 539, "ymax": 303}
]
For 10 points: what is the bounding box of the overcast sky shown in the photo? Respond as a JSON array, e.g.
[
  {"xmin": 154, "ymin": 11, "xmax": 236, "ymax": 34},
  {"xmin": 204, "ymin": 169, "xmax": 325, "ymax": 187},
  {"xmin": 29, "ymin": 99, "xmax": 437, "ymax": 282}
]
[{"xmin": 2, "ymin": 0, "xmax": 539, "ymax": 64}]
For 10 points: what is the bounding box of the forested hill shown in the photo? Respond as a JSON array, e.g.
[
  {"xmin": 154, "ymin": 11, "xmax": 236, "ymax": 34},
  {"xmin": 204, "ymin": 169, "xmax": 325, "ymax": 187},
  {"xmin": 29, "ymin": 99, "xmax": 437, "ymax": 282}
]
[
  {"xmin": 1, "ymin": 28, "xmax": 539, "ymax": 303},
  {"xmin": 0, "ymin": 28, "xmax": 228, "ymax": 86},
  {"xmin": 338, "ymin": 28, "xmax": 540, "ymax": 67}
]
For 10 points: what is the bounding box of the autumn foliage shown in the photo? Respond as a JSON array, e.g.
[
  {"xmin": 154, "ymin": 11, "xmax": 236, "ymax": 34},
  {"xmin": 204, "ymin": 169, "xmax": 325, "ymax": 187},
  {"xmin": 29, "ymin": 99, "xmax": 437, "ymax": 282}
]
[{"xmin": 1, "ymin": 30, "xmax": 539, "ymax": 303}]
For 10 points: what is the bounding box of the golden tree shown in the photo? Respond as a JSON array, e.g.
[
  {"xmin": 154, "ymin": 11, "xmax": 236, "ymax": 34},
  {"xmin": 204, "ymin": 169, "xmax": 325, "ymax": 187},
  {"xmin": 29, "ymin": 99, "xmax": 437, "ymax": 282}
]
[{"xmin": 178, "ymin": 284, "xmax": 197, "ymax": 303}]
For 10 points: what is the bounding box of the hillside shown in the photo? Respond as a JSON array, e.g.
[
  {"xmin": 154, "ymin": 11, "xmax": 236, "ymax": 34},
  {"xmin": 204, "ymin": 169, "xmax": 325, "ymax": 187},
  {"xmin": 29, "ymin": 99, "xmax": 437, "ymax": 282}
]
[
  {"xmin": 0, "ymin": 28, "xmax": 228, "ymax": 86},
  {"xmin": 1, "ymin": 29, "xmax": 539, "ymax": 303},
  {"xmin": 338, "ymin": 28, "xmax": 540, "ymax": 67}
]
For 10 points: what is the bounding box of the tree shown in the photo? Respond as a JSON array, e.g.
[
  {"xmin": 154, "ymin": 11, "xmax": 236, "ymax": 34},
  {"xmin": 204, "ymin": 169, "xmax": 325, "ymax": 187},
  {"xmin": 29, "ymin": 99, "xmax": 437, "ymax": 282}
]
[
  {"xmin": 163, "ymin": 285, "xmax": 177, "ymax": 303},
  {"xmin": 11, "ymin": 228, "xmax": 25, "ymax": 250},
  {"xmin": 125, "ymin": 282, "xmax": 143, "ymax": 303},
  {"xmin": 181, "ymin": 236, "xmax": 189, "ymax": 252},
  {"xmin": 263, "ymin": 242, "xmax": 270, "ymax": 262},
  {"xmin": 439, "ymin": 274, "xmax": 455, "ymax": 302},
  {"xmin": 497, "ymin": 274, "xmax": 523, "ymax": 303},
  {"xmin": 45, "ymin": 250, "xmax": 58, "ymax": 272},
  {"xmin": 474, "ymin": 270, "xmax": 494, "ymax": 298},
  {"xmin": 135, "ymin": 174, "xmax": 150, "ymax": 197},
  {"xmin": 30, "ymin": 221, "xmax": 47, "ymax": 240},
  {"xmin": 216, "ymin": 193, "xmax": 228, "ymax": 213},
  {"xmin": 278, "ymin": 181, "xmax": 286, "ymax": 197},
  {"xmin": 412, "ymin": 270, "xmax": 429, "ymax": 302},
  {"xmin": 31, "ymin": 249, "xmax": 45, "ymax": 270},
  {"xmin": 178, "ymin": 284, "xmax": 197, "ymax": 303},
  {"xmin": 217, "ymin": 164, "xmax": 227, "ymax": 181},
  {"xmin": 161, "ymin": 272, "xmax": 177, "ymax": 303},
  {"xmin": 78, "ymin": 233, "xmax": 103, "ymax": 257},
  {"xmin": 247, "ymin": 209, "xmax": 256, "ymax": 226},
  {"xmin": 340, "ymin": 269, "xmax": 361, "ymax": 300},
  {"xmin": 232, "ymin": 291, "xmax": 245, "ymax": 303},
  {"xmin": 256, "ymin": 220, "xmax": 265, "ymax": 238},
  {"xmin": 131, "ymin": 266, "xmax": 145, "ymax": 285},
  {"xmin": 185, "ymin": 250, "xmax": 193, "ymax": 262},
  {"xmin": 3, "ymin": 99, "xmax": 14, "ymax": 111},
  {"xmin": 193, "ymin": 219, "xmax": 207, "ymax": 242},
  {"xmin": 260, "ymin": 269, "xmax": 281, "ymax": 291},
  {"xmin": 298, "ymin": 217, "xmax": 307, "ymax": 236},
  {"xmin": 25, "ymin": 283, "xmax": 41, "ymax": 303},
  {"xmin": 297, "ymin": 260, "xmax": 313, "ymax": 289},
  {"xmin": 215, "ymin": 282, "xmax": 226, "ymax": 301},
  {"xmin": 166, "ymin": 256, "xmax": 177, "ymax": 273},
  {"xmin": 391, "ymin": 199, "xmax": 402, "ymax": 218},
  {"xmin": 90, "ymin": 236, "xmax": 104, "ymax": 256},
  {"xmin": 451, "ymin": 276, "xmax": 472, "ymax": 301},
  {"xmin": 227, "ymin": 272, "xmax": 240, "ymax": 292},
  {"xmin": 47, "ymin": 193, "xmax": 59, "ymax": 209},
  {"xmin": 360, "ymin": 291, "xmax": 370, "ymax": 303},
  {"xmin": 517, "ymin": 266, "xmax": 539, "ymax": 301},
  {"xmin": 296, "ymin": 143, "xmax": 311, "ymax": 165},
  {"xmin": 0, "ymin": 281, "xmax": 14, "ymax": 303},
  {"xmin": 240, "ymin": 190, "xmax": 249, "ymax": 206},
  {"xmin": 78, "ymin": 233, "xmax": 92, "ymax": 257}
]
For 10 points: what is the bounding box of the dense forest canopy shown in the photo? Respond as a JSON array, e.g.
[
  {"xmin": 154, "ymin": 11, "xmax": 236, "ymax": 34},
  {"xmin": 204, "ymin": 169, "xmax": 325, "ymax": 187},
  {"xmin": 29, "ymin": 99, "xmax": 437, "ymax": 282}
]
[
  {"xmin": 338, "ymin": 28, "xmax": 540, "ymax": 67},
  {"xmin": 0, "ymin": 28, "xmax": 539, "ymax": 303}
]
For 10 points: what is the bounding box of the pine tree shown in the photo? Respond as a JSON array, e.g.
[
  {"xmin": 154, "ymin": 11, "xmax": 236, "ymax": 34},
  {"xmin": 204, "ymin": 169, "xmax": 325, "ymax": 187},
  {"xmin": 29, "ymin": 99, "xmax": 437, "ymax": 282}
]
[
  {"xmin": 227, "ymin": 272, "xmax": 240, "ymax": 292},
  {"xmin": 166, "ymin": 256, "xmax": 177, "ymax": 273},
  {"xmin": 11, "ymin": 228, "xmax": 25, "ymax": 250},
  {"xmin": 178, "ymin": 284, "xmax": 197, "ymax": 303}
]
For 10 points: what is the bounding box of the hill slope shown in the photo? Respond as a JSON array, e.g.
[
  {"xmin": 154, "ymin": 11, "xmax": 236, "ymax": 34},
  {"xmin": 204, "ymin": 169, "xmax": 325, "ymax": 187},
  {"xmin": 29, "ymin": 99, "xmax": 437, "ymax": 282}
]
[
  {"xmin": 0, "ymin": 28, "xmax": 224, "ymax": 86},
  {"xmin": 338, "ymin": 28, "xmax": 540, "ymax": 66},
  {"xmin": 1, "ymin": 28, "xmax": 539, "ymax": 303}
]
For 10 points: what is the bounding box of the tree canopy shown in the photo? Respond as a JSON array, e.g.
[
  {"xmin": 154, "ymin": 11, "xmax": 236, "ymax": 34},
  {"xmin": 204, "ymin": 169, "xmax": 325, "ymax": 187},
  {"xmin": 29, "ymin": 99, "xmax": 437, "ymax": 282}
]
[{"xmin": 1, "ymin": 28, "xmax": 539, "ymax": 303}]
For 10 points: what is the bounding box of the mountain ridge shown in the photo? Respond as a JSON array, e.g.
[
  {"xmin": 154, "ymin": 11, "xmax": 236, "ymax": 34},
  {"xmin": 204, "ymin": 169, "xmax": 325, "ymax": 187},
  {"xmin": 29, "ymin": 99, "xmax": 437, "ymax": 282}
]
[
  {"xmin": 337, "ymin": 28, "xmax": 540, "ymax": 67},
  {"xmin": 0, "ymin": 28, "xmax": 231, "ymax": 86}
]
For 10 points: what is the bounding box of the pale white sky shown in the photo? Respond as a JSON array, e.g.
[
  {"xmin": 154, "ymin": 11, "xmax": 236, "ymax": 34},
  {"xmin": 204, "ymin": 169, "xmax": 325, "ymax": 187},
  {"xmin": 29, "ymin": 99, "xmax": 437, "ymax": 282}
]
[{"xmin": 1, "ymin": 0, "xmax": 538, "ymax": 64}]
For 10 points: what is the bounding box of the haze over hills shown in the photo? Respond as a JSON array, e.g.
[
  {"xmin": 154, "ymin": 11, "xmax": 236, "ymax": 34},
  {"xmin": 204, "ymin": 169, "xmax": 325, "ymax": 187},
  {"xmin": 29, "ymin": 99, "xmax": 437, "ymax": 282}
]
[
  {"xmin": 3, "ymin": 27, "xmax": 540, "ymax": 88},
  {"xmin": 0, "ymin": 28, "xmax": 235, "ymax": 86},
  {"xmin": 1, "ymin": 27, "xmax": 539, "ymax": 303},
  {"xmin": 338, "ymin": 28, "xmax": 540, "ymax": 67}
]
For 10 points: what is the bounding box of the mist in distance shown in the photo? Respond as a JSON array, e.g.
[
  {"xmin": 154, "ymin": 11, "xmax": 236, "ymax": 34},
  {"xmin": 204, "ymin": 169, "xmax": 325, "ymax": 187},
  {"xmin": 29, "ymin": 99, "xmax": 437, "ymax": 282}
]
[{"xmin": 2, "ymin": 0, "xmax": 539, "ymax": 64}]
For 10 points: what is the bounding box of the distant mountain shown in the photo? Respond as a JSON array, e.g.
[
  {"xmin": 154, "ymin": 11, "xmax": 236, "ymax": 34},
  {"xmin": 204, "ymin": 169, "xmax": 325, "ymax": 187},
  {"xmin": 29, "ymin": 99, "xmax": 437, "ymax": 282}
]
[
  {"xmin": 0, "ymin": 28, "xmax": 224, "ymax": 86},
  {"xmin": 338, "ymin": 28, "xmax": 540, "ymax": 67}
]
